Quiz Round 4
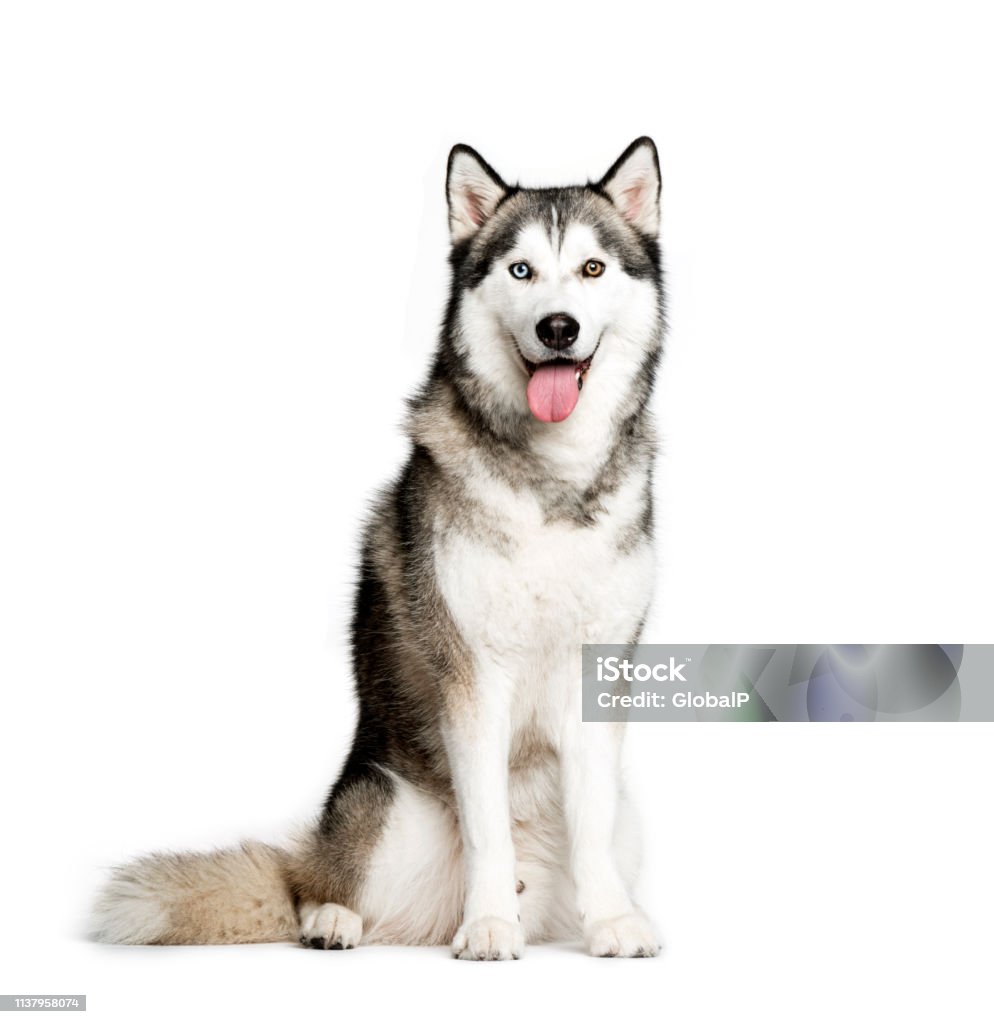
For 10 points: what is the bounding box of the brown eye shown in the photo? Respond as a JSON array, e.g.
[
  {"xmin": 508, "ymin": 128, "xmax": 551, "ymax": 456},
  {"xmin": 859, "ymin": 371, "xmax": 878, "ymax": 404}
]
[{"xmin": 583, "ymin": 259, "xmax": 605, "ymax": 278}]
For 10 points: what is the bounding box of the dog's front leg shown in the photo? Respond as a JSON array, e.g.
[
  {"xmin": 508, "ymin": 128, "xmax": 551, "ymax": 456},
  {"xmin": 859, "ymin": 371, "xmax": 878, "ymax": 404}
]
[
  {"xmin": 561, "ymin": 720, "xmax": 659, "ymax": 957},
  {"xmin": 443, "ymin": 668, "xmax": 523, "ymax": 961}
]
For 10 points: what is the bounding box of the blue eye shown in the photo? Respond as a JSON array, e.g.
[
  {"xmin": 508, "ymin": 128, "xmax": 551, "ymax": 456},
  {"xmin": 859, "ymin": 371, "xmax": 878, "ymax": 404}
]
[{"xmin": 509, "ymin": 262, "xmax": 532, "ymax": 280}]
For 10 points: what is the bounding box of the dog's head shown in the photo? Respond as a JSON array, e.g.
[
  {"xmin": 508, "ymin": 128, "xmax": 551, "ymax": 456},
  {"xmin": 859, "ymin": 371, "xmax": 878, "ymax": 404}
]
[{"xmin": 444, "ymin": 139, "xmax": 664, "ymax": 435}]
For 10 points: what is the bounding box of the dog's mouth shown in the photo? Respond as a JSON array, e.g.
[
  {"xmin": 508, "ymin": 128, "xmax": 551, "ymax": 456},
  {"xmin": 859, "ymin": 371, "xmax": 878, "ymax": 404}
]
[{"xmin": 517, "ymin": 347, "xmax": 597, "ymax": 424}]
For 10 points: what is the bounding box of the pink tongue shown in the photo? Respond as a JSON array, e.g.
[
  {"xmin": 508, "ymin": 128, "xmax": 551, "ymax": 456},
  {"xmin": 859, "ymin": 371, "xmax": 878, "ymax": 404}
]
[{"xmin": 526, "ymin": 363, "xmax": 580, "ymax": 423}]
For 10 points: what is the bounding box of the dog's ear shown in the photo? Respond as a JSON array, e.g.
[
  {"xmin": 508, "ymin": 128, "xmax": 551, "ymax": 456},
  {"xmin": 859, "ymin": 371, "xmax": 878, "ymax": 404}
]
[
  {"xmin": 598, "ymin": 137, "xmax": 661, "ymax": 237},
  {"xmin": 446, "ymin": 145, "xmax": 509, "ymax": 243}
]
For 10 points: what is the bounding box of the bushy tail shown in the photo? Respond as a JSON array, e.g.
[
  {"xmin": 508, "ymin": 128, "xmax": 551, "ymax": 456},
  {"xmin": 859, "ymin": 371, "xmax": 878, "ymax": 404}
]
[{"xmin": 91, "ymin": 841, "xmax": 298, "ymax": 945}]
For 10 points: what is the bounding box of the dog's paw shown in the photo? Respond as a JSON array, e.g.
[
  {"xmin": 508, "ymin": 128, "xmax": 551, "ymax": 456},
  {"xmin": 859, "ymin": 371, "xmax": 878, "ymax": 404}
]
[
  {"xmin": 585, "ymin": 911, "xmax": 659, "ymax": 958},
  {"xmin": 452, "ymin": 916, "xmax": 524, "ymax": 961},
  {"xmin": 298, "ymin": 902, "xmax": 362, "ymax": 950}
]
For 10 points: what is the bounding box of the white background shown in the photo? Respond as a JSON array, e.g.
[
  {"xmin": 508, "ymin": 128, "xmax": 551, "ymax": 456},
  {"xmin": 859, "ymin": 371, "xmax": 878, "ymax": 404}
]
[{"xmin": 2, "ymin": 1, "xmax": 993, "ymax": 1021}]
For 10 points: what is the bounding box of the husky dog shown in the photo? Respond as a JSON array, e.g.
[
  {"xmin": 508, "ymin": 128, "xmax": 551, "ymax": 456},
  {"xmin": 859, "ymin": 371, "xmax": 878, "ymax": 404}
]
[{"xmin": 93, "ymin": 138, "xmax": 665, "ymax": 959}]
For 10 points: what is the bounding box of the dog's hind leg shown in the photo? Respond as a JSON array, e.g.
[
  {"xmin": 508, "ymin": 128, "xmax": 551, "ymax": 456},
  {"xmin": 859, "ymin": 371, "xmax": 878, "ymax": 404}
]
[
  {"xmin": 355, "ymin": 776, "xmax": 465, "ymax": 946},
  {"xmin": 288, "ymin": 766, "xmax": 396, "ymax": 950},
  {"xmin": 297, "ymin": 900, "xmax": 364, "ymax": 950},
  {"xmin": 290, "ymin": 769, "xmax": 465, "ymax": 949}
]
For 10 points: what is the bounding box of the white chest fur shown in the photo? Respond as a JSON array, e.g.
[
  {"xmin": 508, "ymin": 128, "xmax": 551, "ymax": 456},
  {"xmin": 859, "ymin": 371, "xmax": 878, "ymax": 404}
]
[{"xmin": 433, "ymin": 456, "xmax": 655, "ymax": 749}]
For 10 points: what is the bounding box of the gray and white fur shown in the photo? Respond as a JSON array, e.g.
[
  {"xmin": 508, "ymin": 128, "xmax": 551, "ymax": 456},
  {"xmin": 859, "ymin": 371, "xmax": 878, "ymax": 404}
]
[{"xmin": 92, "ymin": 138, "xmax": 666, "ymax": 959}]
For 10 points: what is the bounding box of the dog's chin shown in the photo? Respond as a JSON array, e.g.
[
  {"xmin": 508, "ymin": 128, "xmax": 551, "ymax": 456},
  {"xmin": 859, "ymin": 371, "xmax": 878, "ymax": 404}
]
[{"xmin": 512, "ymin": 341, "xmax": 599, "ymax": 424}]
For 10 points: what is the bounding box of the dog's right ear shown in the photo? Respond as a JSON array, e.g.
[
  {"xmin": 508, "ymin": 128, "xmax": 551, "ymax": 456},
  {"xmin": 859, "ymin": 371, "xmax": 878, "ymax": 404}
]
[{"xmin": 446, "ymin": 145, "xmax": 509, "ymax": 244}]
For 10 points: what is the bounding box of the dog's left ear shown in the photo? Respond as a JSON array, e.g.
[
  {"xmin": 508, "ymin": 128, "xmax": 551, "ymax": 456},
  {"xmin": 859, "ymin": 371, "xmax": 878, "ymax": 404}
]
[
  {"xmin": 598, "ymin": 137, "xmax": 661, "ymax": 237},
  {"xmin": 447, "ymin": 145, "xmax": 509, "ymax": 244}
]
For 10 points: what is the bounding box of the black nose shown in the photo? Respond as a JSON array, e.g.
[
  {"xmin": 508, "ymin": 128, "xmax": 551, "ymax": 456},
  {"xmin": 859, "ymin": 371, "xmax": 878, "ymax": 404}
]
[{"xmin": 536, "ymin": 314, "xmax": 580, "ymax": 351}]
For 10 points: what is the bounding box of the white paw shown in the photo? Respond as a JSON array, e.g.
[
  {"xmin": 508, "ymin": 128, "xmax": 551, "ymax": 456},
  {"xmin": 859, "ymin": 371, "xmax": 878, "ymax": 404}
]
[
  {"xmin": 452, "ymin": 916, "xmax": 524, "ymax": 961},
  {"xmin": 299, "ymin": 902, "xmax": 363, "ymax": 950},
  {"xmin": 585, "ymin": 911, "xmax": 659, "ymax": 958}
]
